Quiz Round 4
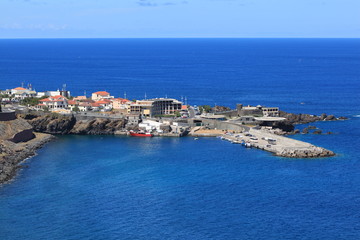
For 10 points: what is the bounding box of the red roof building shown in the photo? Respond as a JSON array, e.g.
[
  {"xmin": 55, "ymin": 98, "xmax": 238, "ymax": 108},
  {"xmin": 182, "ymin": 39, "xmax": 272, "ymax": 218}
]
[
  {"xmin": 37, "ymin": 95, "xmax": 68, "ymax": 110},
  {"xmin": 91, "ymin": 91, "xmax": 112, "ymax": 101}
]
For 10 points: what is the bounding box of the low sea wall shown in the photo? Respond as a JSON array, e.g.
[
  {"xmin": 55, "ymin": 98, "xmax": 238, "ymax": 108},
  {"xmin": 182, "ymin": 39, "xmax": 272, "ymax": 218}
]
[{"xmin": 187, "ymin": 119, "xmax": 245, "ymax": 132}]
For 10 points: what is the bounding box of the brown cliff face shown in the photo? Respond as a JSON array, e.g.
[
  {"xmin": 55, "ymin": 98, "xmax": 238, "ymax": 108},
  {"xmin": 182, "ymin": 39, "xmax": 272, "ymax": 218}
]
[
  {"xmin": 22, "ymin": 113, "xmax": 126, "ymax": 135},
  {"xmin": 27, "ymin": 114, "xmax": 76, "ymax": 134},
  {"xmin": 70, "ymin": 118, "xmax": 126, "ymax": 135},
  {"xmin": 0, "ymin": 114, "xmax": 54, "ymax": 184},
  {"xmin": 0, "ymin": 133, "xmax": 54, "ymax": 184}
]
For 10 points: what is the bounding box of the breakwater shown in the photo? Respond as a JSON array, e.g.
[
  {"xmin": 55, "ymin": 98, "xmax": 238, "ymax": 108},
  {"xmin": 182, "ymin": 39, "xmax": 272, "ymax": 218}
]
[{"xmin": 222, "ymin": 128, "xmax": 335, "ymax": 158}]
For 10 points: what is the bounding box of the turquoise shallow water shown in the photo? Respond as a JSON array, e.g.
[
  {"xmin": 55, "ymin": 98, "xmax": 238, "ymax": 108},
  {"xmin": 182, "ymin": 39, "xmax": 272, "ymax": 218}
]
[{"xmin": 0, "ymin": 39, "xmax": 360, "ymax": 239}]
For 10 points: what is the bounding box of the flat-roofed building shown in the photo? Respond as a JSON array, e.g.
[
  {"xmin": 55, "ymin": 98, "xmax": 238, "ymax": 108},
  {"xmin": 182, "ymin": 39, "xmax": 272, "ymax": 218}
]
[
  {"xmin": 129, "ymin": 100, "xmax": 153, "ymax": 117},
  {"xmin": 128, "ymin": 98, "xmax": 182, "ymax": 117},
  {"xmin": 262, "ymin": 107, "xmax": 279, "ymax": 117},
  {"xmin": 150, "ymin": 98, "xmax": 182, "ymax": 117}
]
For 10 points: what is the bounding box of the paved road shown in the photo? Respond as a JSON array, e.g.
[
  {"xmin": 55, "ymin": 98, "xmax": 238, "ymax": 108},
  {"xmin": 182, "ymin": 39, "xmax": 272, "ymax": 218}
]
[{"xmin": 227, "ymin": 119, "xmax": 250, "ymax": 132}]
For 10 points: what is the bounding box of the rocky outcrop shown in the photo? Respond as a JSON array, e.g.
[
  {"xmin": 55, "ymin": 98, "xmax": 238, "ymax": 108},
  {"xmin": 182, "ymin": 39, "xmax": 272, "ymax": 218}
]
[
  {"xmin": 21, "ymin": 113, "xmax": 127, "ymax": 135},
  {"xmin": 212, "ymin": 106, "xmax": 231, "ymax": 112},
  {"xmin": 70, "ymin": 118, "xmax": 126, "ymax": 135},
  {"xmin": 279, "ymin": 111, "xmax": 348, "ymax": 124},
  {"xmin": 302, "ymin": 128, "xmax": 309, "ymax": 134},
  {"xmin": 27, "ymin": 114, "xmax": 76, "ymax": 134},
  {"xmin": 261, "ymin": 121, "xmax": 295, "ymax": 132},
  {"xmin": 0, "ymin": 133, "xmax": 55, "ymax": 184},
  {"xmin": 0, "ymin": 116, "xmax": 54, "ymax": 184},
  {"xmin": 0, "ymin": 118, "xmax": 35, "ymax": 142},
  {"xmin": 276, "ymin": 146, "xmax": 335, "ymax": 158}
]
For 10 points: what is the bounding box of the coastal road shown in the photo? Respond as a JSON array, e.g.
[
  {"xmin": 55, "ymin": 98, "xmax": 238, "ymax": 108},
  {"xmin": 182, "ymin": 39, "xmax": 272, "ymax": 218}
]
[{"xmin": 227, "ymin": 119, "xmax": 250, "ymax": 132}]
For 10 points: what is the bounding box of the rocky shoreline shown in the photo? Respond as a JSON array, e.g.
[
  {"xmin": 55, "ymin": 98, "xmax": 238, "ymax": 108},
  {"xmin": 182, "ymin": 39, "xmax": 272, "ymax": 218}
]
[{"xmin": 0, "ymin": 133, "xmax": 55, "ymax": 184}]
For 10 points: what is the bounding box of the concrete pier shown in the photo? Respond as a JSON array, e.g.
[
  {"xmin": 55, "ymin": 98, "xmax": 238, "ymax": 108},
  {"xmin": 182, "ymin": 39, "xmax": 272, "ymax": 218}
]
[{"xmin": 221, "ymin": 128, "xmax": 335, "ymax": 158}]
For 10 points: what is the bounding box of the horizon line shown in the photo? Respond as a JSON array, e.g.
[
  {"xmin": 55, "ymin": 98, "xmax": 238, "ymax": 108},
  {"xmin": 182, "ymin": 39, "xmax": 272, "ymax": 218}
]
[{"xmin": 0, "ymin": 37, "xmax": 360, "ymax": 40}]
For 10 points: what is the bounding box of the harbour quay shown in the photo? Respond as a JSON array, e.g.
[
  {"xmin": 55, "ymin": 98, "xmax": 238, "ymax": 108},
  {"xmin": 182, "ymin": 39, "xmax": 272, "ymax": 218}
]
[{"xmin": 221, "ymin": 128, "xmax": 335, "ymax": 158}]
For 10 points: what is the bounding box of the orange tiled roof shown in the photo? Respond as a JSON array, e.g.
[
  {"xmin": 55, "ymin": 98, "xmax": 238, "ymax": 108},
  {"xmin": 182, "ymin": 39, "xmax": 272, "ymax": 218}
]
[
  {"xmin": 94, "ymin": 91, "xmax": 110, "ymax": 96},
  {"xmin": 40, "ymin": 95, "xmax": 67, "ymax": 102},
  {"xmin": 112, "ymin": 98, "xmax": 130, "ymax": 103},
  {"xmin": 96, "ymin": 100, "xmax": 111, "ymax": 104},
  {"xmin": 52, "ymin": 95, "xmax": 67, "ymax": 100},
  {"xmin": 13, "ymin": 87, "xmax": 27, "ymax": 90},
  {"xmin": 91, "ymin": 103, "xmax": 101, "ymax": 107},
  {"xmin": 68, "ymin": 100, "xmax": 77, "ymax": 105}
]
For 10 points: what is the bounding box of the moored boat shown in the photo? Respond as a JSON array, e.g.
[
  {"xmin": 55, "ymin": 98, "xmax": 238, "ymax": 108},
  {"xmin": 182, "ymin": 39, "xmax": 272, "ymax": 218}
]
[{"xmin": 129, "ymin": 130, "xmax": 153, "ymax": 137}]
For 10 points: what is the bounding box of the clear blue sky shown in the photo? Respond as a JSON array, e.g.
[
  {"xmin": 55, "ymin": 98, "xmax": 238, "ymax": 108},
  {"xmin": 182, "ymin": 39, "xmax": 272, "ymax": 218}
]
[{"xmin": 0, "ymin": 0, "xmax": 359, "ymax": 38}]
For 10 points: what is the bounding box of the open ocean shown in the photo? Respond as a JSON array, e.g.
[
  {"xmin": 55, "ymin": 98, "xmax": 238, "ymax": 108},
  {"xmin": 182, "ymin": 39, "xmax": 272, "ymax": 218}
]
[{"xmin": 0, "ymin": 39, "xmax": 360, "ymax": 240}]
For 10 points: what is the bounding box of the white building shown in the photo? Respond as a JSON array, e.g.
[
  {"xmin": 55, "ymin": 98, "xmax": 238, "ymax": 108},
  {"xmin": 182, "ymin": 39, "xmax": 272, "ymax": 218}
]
[
  {"xmin": 37, "ymin": 95, "xmax": 68, "ymax": 110},
  {"xmin": 139, "ymin": 120, "xmax": 165, "ymax": 132},
  {"xmin": 36, "ymin": 90, "xmax": 71, "ymax": 98},
  {"xmin": 1, "ymin": 87, "xmax": 37, "ymax": 100},
  {"xmin": 91, "ymin": 91, "xmax": 113, "ymax": 101}
]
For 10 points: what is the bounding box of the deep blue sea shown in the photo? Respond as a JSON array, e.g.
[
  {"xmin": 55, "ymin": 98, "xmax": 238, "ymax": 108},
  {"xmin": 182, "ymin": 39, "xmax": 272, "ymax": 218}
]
[{"xmin": 0, "ymin": 39, "xmax": 360, "ymax": 240}]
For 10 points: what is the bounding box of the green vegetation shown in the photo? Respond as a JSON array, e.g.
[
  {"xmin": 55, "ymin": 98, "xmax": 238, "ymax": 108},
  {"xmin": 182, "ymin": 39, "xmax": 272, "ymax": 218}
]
[
  {"xmin": 0, "ymin": 94, "xmax": 10, "ymax": 98},
  {"xmin": 73, "ymin": 105, "xmax": 80, "ymax": 112},
  {"xmin": 175, "ymin": 111, "xmax": 181, "ymax": 118},
  {"xmin": 199, "ymin": 105, "xmax": 212, "ymax": 113},
  {"xmin": 21, "ymin": 96, "xmax": 48, "ymax": 106}
]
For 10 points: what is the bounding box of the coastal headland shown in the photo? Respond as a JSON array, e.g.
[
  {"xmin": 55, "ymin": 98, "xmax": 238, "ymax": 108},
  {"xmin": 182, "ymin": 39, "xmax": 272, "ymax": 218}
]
[
  {"xmin": 0, "ymin": 86, "xmax": 348, "ymax": 184},
  {"xmin": 0, "ymin": 111, "xmax": 54, "ymax": 184}
]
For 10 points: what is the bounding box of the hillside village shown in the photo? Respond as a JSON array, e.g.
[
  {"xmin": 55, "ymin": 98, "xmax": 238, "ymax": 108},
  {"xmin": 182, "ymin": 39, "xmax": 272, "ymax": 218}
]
[{"xmin": 0, "ymin": 85, "xmax": 283, "ymax": 121}]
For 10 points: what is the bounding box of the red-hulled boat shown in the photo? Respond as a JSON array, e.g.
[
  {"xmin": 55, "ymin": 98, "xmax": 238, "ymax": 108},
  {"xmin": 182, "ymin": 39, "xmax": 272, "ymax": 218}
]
[{"xmin": 129, "ymin": 130, "xmax": 153, "ymax": 137}]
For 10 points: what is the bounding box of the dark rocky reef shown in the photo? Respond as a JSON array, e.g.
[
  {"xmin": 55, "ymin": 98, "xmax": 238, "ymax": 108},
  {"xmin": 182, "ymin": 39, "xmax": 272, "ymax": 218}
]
[
  {"xmin": 260, "ymin": 121, "xmax": 295, "ymax": 133},
  {"xmin": 279, "ymin": 111, "xmax": 348, "ymax": 125}
]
